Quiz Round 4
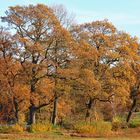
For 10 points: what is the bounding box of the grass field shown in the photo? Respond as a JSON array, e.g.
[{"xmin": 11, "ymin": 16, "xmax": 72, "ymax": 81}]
[
  {"xmin": 0, "ymin": 138, "xmax": 137, "ymax": 140},
  {"xmin": 0, "ymin": 133, "xmax": 139, "ymax": 140},
  {"xmin": 12, "ymin": 137, "xmax": 140, "ymax": 140}
]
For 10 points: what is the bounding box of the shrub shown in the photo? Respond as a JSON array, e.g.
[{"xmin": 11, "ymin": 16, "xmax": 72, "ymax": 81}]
[
  {"xmin": 0, "ymin": 124, "xmax": 24, "ymax": 133},
  {"xmin": 74, "ymin": 122, "xmax": 96, "ymax": 134},
  {"xmin": 29, "ymin": 123, "xmax": 52, "ymax": 133},
  {"xmin": 112, "ymin": 116, "xmax": 127, "ymax": 131},
  {"xmin": 11, "ymin": 124, "xmax": 24, "ymax": 132},
  {"xmin": 0, "ymin": 125, "xmax": 12, "ymax": 133},
  {"xmin": 129, "ymin": 119, "xmax": 140, "ymax": 128},
  {"xmin": 74, "ymin": 121, "xmax": 112, "ymax": 136},
  {"xmin": 95, "ymin": 121, "xmax": 112, "ymax": 136},
  {"xmin": 52, "ymin": 124, "xmax": 61, "ymax": 131},
  {"xmin": 18, "ymin": 113, "xmax": 26, "ymax": 125},
  {"xmin": 112, "ymin": 116, "xmax": 122, "ymax": 130}
]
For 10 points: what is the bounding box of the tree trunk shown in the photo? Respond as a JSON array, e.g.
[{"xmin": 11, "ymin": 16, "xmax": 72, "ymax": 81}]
[
  {"xmin": 14, "ymin": 98, "xmax": 19, "ymax": 123},
  {"xmin": 28, "ymin": 105, "xmax": 36, "ymax": 125},
  {"xmin": 126, "ymin": 98, "xmax": 137, "ymax": 123},
  {"xmin": 51, "ymin": 96, "xmax": 58, "ymax": 125},
  {"xmin": 29, "ymin": 71, "xmax": 37, "ymax": 125},
  {"xmin": 85, "ymin": 98, "xmax": 93, "ymax": 122}
]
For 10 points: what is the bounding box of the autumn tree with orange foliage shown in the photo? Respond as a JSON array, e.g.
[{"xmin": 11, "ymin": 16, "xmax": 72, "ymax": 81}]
[
  {"xmin": 0, "ymin": 4, "xmax": 140, "ymax": 126},
  {"xmin": 69, "ymin": 20, "xmax": 140, "ymax": 122},
  {"xmin": 0, "ymin": 27, "xmax": 30, "ymax": 123},
  {"xmin": 2, "ymin": 4, "xmax": 77, "ymax": 125}
]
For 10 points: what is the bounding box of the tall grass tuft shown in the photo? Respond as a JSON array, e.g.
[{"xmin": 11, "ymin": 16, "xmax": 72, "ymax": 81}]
[{"xmin": 74, "ymin": 121, "xmax": 112, "ymax": 136}]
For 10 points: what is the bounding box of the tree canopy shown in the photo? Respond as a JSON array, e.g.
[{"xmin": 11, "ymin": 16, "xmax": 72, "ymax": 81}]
[{"xmin": 0, "ymin": 4, "xmax": 140, "ymax": 125}]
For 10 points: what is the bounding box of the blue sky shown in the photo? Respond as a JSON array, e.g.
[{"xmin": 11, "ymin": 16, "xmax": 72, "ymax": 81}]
[{"xmin": 0, "ymin": 0, "xmax": 140, "ymax": 37}]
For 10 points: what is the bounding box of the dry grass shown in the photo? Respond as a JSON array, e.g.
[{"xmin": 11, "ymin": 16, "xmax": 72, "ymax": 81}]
[{"xmin": 0, "ymin": 128, "xmax": 140, "ymax": 140}]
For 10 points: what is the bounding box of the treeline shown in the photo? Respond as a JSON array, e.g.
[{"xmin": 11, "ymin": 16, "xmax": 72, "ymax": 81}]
[{"xmin": 0, "ymin": 4, "xmax": 140, "ymax": 127}]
